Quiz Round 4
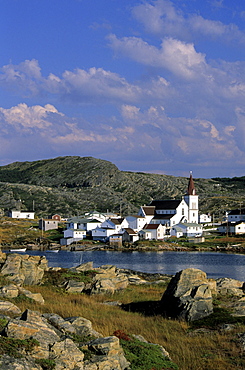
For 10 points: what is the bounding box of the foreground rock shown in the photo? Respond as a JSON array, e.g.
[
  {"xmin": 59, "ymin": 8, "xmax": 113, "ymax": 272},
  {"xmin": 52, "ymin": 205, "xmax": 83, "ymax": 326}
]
[
  {"xmin": 161, "ymin": 268, "xmax": 214, "ymax": 321},
  {"xmin": 0, "ymin": 253, "xmax": 48, "ymax": 285},
  {"xmin": 0, "ymin": 307, "xmax": 130, "ymax": 369},
  {"xmin": 0, "ymin": 304, "xmax": 174, "ymax": 370}
]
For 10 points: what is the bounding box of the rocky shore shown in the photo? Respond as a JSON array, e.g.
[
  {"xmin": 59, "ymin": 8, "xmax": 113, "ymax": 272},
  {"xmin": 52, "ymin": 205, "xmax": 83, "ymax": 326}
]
[{"xmin": 0, "ymin": 251, "xmax": 244, "ymax": 369}]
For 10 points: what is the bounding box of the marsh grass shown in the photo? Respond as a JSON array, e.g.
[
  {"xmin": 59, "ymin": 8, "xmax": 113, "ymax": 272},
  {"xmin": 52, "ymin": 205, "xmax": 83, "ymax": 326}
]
[{"xmin": 12, "ymin": 283, "xmax": 245, "ymax": 370}]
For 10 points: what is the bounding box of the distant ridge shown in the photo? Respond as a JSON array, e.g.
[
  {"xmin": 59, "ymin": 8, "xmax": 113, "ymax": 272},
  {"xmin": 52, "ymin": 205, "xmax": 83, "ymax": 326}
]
[{"xmin": 0, "ymin": 156, "xmax": 244, "ymax": 217}]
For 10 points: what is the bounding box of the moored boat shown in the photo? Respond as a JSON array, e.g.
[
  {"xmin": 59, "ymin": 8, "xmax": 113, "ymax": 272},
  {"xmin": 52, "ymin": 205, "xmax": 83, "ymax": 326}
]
[{"xmin": 10, "ymin": 248, "xmax": 27, "ymax": 252}]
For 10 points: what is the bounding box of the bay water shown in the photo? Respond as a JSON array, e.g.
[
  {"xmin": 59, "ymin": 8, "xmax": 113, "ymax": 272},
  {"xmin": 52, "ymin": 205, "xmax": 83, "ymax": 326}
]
[{"xmin": 15, "ymin": 250, "xmax": 245, "ymax": 281}]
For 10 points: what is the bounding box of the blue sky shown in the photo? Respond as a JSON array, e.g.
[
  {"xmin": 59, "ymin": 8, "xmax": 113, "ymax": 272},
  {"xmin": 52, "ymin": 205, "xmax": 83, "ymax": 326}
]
[{"xmin": 1, "ymin": 0, "xmax": 245, "ymax": 178}]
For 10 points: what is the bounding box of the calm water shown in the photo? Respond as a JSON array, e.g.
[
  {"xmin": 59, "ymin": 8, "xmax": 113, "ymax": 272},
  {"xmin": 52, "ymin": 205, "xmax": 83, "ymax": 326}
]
[{"xmin": 11, "ymin": 250, "xmax": 245, "ymax": 281}]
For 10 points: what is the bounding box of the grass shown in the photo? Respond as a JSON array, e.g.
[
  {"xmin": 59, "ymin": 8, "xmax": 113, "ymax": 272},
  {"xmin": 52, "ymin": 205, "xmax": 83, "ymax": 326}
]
[
  {"xmin": 5, "ymin": 281, "xmax": 243, "ymax": 370},
  {"xmin": 0, "ymin": 337, "xmax": 39, "ymax": 358}
]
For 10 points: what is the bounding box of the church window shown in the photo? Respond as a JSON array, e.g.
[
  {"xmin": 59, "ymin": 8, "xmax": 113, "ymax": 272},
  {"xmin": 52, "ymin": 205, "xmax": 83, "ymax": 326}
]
[
  {"xmin": 182, "ymin": 208, "xmax": 184, "ymax": 215},
  {"xmin": 192, "ymin": 202, "xmax": 196, "ymax": 209}
]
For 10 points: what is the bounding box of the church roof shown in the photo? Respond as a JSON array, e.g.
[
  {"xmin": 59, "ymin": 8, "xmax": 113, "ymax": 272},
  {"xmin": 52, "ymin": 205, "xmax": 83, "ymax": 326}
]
[
  {"xmin": 141, "ymin": 206, "xmax": 155, "ymax": 215},
  {"xmin": 149, "ymin": 199, "xmax": 181, "ymax": 210}
]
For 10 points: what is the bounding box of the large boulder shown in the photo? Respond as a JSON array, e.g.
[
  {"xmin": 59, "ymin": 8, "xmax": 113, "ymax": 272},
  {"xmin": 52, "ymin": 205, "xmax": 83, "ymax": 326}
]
[
  {"xmin": 161, "ymin": 268, "xmax": 214, "ymax": 321},
  {"xmin": 0, "ymin": 253, "xmax": 48, "ymax": 285},
  {"xmin": 90, "ymin": 265, "xmax": 129, "ymax": 294}
]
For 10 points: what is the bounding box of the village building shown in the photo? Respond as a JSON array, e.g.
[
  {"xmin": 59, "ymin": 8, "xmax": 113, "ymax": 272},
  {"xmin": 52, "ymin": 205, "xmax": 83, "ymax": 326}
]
[
  {"xmin": 227, "ymin": 208, "xmax": 245, "ymax": 223},
  {"xmin": 8, "ymin": 210, "xmax": 35, "ymax": 219},
  {"xmin": 139, "ymin": 224, "xmax": 166, "ymax": 240},
  {"xmin": 39, "ymin": 219, "xmax": 59, "ymax": 231},
  {"xmin": 199, "ymin": 213, "xmax": 212, "ymax": 224},
  {"xmin": 138, "ymin": 206, "xmax": 155, "ymax": 224},
  {"xmin": 170, "ymin": 222, "xmax": 203, "ymax": 238},
  {"xmin": 124, "ymin": 215, "xmax": 146, "ymax": 232},
  {"xmin": 217, "ymin": 221, "xmax": 245, "ymax": 235},
  {"xmin": 145, "ymin": 172, "xmax": 202, "ymax": 238}
]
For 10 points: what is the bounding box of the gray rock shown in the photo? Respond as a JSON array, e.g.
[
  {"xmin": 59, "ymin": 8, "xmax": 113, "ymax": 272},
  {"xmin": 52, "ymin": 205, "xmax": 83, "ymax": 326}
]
[
  {"xmin": 43, "ymin": 313, "xmax": 77, "ymax": 335},
  {"xmin": 50, "ymin": 338, "xmax": 84, "ymax": 370},
  {"xmin": 232, "ymin": 297, "xmax": 245, "ymax": 316},
  {"xmin": 18, "ymin": 287, "xmax": 45, "ymax": 304},
  {"xmin": 90, "ymin": 265, "xmax": 128, "ymax": 294},
  {"xmin": 216, "ymin": 278, "xmax": 244, "ymax": 297},
  {"xmin": 161, "ymin": 268, "xmax": 213, "ymax": 321},
  {"xmin": 84, "ymin": 336, "xmax": 130, "ymax": 370},
  {"xmin": 4, "ymin": 309, "xmax": 61, "ymax": 359},
  {"xmin": 64, "ymin": 279, "xmax": 85, "ymax": 293},
  {"xmin": 0, "ymin": 300, "xmax": 21, "ymax": 316},
  {"xmin": 0, "ymin": 284, "xmax": 19, "ymax": 299},
  {"xmin": 1, "ymin": 254, "xmax": 48, "ymax": 286},
  {"xmin": 71, "ymin": 261, "xmax": 94, "ymax": 272},
  {"xmin": 0, "ymin": 355, "xmax": 42, "ymax": 370},
  {"xmin": 66, "ymin": 316, "xmax": 102, "ymax": 338}
]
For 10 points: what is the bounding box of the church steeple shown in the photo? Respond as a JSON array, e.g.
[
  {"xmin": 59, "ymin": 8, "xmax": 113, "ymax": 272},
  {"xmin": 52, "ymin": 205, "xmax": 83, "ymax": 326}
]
[
  {"xmin": 187, "ymin": 171, "xmax": 196, "ymax": 195},
  {"xmin": 184, "ymin": 171, "xmax": 199, "ymax": 223}
]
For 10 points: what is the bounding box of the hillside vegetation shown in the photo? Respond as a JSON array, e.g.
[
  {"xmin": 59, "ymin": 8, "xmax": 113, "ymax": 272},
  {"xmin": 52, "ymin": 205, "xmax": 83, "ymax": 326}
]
[{"xmin": 0, "ymin": 156, "xmax": 244, "ymax": 217}]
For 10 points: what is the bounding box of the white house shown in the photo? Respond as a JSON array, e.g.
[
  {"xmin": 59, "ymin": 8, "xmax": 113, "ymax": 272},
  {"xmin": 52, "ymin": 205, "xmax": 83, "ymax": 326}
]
[
  {"xmin": 217, "ymin": 221, "xmax": 245, "ymax": 235},
  {"xmin": 138, "ymin": 206, "xmax": 155, "ymax": 224},
  {"xmin": 139, "ymin": 224, "xmax": 166, "ymax": 240},
  {"xmin": 199, "ymin": 214, "xmax": 212, "ymax": 224},
  {"xmin": 92, "ymin": 218, "xmax": 128, "ymax": 241},
  {"xmin": 39, "ymin": 219, "xmax": 59, "ymax": 231},
  {"xmin": 61, "ymin": 228, "xmax": 87, "ymax": 245},
  {"xmin": 66, "ymin": 216, "xmax": 103, "ymax": 232},
  {"xmin": 170, "ymin": 222, "xmax": 203, "ymax": 238},
  {"xmin": 124, "ymin": 215, "xmax": 146, "ymax": 232},
  {"xmin": 122, "ymin": 228, "xmax": 139, "ymax": 243},
  {"xmin": 227, "ymin": 209, "xmax": 245, "ymax": 223},
  {"xmin": 91, "ymin": 227, "xmax": 116, "ymax": 241},
  {"xmin": 8, "ymin": 210, "xmax": 35, "ymax": 219}
]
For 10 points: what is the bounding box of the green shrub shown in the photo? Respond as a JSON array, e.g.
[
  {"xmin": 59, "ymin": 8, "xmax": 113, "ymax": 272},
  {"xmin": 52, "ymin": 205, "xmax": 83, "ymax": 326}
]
[
  {"xmin": 35, "ymin": 358, "xmax": 56, "ymax": 370},
  {"xmin": 190, "ymin": 307, "xmax": 245, "ymax": 329},
  {"xmin": 42, "ymin": 269, "xmax": 96, "ymax": 288},
  {"xmin": 115, "ymin": 332, "xmax": 178, "ymax": 370},
  {"xmin": 0, "ymin": 337, "xmax": 39, "ymax": 358}
]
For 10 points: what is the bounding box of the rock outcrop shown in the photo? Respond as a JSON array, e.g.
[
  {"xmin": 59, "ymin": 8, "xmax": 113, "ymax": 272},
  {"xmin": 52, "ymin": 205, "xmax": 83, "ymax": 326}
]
[
  {"xmin": 161, "ymin": 268, "xmax": 214, "ymax": 321},
  {"xmin": 0, "ymin": 306, "xmax": 132, "ymax": 370},
  {"xmin": 0, "ymin": 253, "xmax": 48, "ymax": 285}
]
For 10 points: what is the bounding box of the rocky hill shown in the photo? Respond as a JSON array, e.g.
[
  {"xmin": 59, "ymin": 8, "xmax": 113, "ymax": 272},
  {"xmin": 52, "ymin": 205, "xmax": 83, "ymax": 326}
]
[{"xmin": 0, "ymin": 156, "xmax": 244, "ymax": 218}]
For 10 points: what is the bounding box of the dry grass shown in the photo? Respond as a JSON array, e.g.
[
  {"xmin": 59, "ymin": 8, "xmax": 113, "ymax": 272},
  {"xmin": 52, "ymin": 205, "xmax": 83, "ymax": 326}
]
[{"xmin": 14, "ymin": 283, "xmax": 245, "ymax": 370}]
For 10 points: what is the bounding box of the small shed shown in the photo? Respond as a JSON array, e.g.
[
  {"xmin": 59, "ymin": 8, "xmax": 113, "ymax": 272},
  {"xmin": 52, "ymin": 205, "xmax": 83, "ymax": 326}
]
[{"xmin": 39, "ymin": 219, "xmax": 59, "ymax": 231}]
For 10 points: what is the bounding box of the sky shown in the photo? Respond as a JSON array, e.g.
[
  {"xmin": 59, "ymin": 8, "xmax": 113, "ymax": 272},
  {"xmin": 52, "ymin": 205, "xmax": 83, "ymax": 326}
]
[{"xmin": 1, "ymin": 0, "xmax": 245, "ymax": 178}]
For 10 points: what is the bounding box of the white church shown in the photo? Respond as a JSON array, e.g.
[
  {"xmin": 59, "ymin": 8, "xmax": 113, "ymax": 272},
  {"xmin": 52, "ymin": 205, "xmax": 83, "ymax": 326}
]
[{"xmin": 138, "ymin": 172, "xmax": 203, "ymax": 238}]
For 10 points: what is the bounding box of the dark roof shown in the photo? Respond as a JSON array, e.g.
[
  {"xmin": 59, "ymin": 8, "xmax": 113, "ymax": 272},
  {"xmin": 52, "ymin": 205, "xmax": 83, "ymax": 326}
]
[
  {"xmin": 144, "ymin": 224, "xmax": 161, "ymax": 229},
  {"xmin": 110, "ymin": 218, "xmax": 124, "ymax": 225},
  {"xmin": 149, "ymin": 199, "xmax": 181, "ymax": 210},
  {"xmin": 152, "ymin": 214, "xmax": 175, "ymax": 220},
  {"xmin": 142, "ymin": 206, "xmax": 155, "ymax": 216},
  {"xmin": 123, "ymin": 228, "xmax": 137, "ymax": 235},
  {"xmin": 228, "ymin": 209, "xmax": 245, "ymax": 215}
]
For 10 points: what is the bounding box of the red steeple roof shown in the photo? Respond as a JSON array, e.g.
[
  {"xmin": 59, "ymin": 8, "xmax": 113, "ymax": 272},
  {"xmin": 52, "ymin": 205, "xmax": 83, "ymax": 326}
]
[{"xmin": 187, "ymin": 171, "xmax": 196, "ymax": 195}]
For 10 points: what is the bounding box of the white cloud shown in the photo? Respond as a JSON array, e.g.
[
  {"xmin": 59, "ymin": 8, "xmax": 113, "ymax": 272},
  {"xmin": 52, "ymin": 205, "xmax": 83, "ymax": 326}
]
[
  {"xmin": 132, "ymin": 0, "xmax": 245, "ymax": 44},
  {"xmin": 108, "ymin": 34, "xmax": 206, "ymax": 79},
  {"xmin": 0, "ymin": 103, "xmax": 61, "ymax": 132}
]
